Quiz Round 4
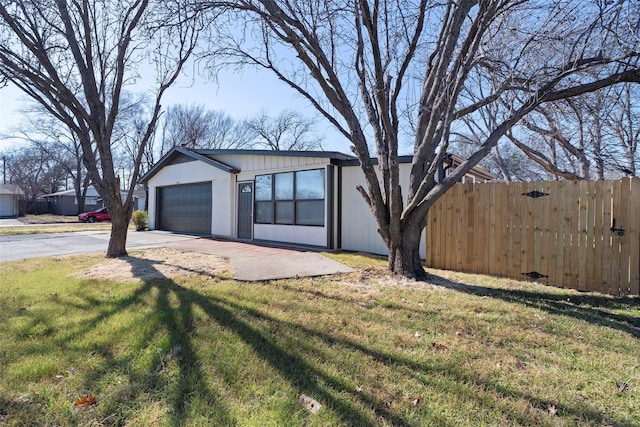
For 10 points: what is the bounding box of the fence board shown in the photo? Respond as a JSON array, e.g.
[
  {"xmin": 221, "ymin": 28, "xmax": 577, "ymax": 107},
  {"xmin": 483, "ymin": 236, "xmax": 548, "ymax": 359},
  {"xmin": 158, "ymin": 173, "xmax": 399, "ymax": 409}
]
[
  {"xmin": 425, "ymin": 179, "xmax": 639, "ymax": 297},
  {"xmin": 618, "ymin": 178, "xmax": 631, "ymax": 296},
  {"xmin": 629, "ymin": 179, "xmax": 640, "ymax": 295},
  {"xmin": 601, "ymin": 181, "xmax": 614, "ymax": 295},
  {"xmin": 584, "ymin": 180, "xmax": 596, "ymax": 292}
]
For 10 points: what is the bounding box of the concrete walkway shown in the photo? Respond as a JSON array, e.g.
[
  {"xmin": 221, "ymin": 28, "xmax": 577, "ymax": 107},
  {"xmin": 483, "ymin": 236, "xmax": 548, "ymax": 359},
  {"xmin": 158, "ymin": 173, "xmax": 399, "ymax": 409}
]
[
  {"xmin": 166, "ymin": 238, "xmax": 353, "ymax": 281},
  {"xmin": 0, "ymin": 230, "xmax": 353, "ymax": 281}
]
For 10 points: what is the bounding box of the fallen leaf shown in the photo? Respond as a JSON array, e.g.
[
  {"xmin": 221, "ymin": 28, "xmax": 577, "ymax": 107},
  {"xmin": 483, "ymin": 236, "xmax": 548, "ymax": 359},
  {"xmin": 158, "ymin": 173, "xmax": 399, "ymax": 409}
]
[
  {"xmin": 299, "ymin": 394, "xmax": 321, "ymax": 414},
  {"xmin": 546, "ymin": 404, "xmax": 557, "ymax": 415},
  {"xmin": 414, "ymin": 332, "xmax": 421, "ymax": 338},
  {"xmin": 411, "ymin": 397, "xmax": 421, "ymax": 406},
  {"xmin": 615, "ymin": 382, "xmax": 629, "ymax": 393},
  {"xmin": 355, "ymin": 386, "xmax": 363, "ymax": 393},
  {"xmin": 431, "ymin": 342, "xmax": 448, "ymax": 350},
  {"xmin": 74, "ymin": 395, "xmax": 96, "ymax": 407}
]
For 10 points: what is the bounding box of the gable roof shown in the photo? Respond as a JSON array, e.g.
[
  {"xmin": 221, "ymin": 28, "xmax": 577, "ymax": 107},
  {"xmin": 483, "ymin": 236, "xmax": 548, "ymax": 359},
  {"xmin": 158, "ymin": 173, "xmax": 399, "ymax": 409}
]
[
  {"xmin": 41, "ymin": 186, "xmax": 100, "ymax": 198},
  {"xmin": 0, "ymin": 184, "xmax": 24, "ymax": 196},
  {"xmin": 139, "ymin": 146, "xmax": 355, "ymax": 183},
  {"xmin": 139, "ymin": 147, "xmax": 241, "ymax": 183}
]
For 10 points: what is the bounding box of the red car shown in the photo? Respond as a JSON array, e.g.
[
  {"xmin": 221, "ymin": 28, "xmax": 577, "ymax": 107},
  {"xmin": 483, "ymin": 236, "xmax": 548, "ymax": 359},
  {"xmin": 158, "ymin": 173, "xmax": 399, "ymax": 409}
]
[{"xmin": 78, "ymin": 207, "xmax": 111, "ymax": 223}]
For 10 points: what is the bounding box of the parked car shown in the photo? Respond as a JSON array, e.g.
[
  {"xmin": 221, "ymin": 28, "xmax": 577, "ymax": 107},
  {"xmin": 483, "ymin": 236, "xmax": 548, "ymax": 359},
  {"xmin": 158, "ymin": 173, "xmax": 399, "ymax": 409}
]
[{"xmin": 78, "ymin": 207, "xmax": 111, "ymax": 223}]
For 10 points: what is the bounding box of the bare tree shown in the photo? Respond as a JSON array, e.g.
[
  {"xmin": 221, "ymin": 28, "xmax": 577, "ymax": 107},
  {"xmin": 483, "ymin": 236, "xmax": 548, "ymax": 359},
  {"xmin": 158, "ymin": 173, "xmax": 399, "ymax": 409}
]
[
  {"xmin": 200, "ymin": 0, "xmax": 640, "ymax": 277},
  {"xmin": 499, "ymin": 84, "xmax": 639, "ymax": 180},
  {"xmin": 3, "ymin": 146, "xmax": 67, "ymax": 211},
  {"xmin": 0, "ymin": 0, "xmax": 200, "ymax": 257},
  {"xmin": 161, "ymin": 104, "xmax": 253, "ymax": 152},
  {"xmin": 112, "ymin": 92, "xmax": 158, "ymax": 181},
  {"xmin": 247, "ymin": 110, "xmax": 324, "ymax": 151},
  {"xmin": 9, "ymin": 110, "xmax": 93, "ymax": 214},
  {"xmin": 602, "ymin": 83, "xmax": 640, "ymax": 176}
]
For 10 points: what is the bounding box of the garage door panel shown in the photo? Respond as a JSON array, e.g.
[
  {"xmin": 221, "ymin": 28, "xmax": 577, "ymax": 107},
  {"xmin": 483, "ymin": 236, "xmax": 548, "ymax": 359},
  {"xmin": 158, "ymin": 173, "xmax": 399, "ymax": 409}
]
[{"xmin": 158, "ymin": 182, "xmax": 212, "ymax": 234}]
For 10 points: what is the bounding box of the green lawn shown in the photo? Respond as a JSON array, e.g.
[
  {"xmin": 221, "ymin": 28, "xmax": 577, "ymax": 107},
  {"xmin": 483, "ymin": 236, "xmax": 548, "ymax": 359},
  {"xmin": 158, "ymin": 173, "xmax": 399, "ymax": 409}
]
[{"xmin": 0, "ymin": 252, "xmax": 638, "ymax": 426}]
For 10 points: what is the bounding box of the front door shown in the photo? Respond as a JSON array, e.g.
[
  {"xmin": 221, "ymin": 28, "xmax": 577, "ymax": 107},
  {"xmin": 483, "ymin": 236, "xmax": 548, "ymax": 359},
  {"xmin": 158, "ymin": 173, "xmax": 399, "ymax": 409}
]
[{"xmin": 237, "ymin": 182, "xmax": 253, "ymax": 239}]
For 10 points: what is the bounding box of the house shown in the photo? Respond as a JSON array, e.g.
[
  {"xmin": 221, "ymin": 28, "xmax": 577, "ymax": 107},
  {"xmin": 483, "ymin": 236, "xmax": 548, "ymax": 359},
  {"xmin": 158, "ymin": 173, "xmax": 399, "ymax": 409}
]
[
  {"xmin": 42, "ymin": 186, "xmax": 102, "ymax": 215},
  {"xmin": 140, "ymin": 147, "xmax": 494, "ymax": 258},
  {"xmin": 42, "ymin": 185, "xmax": 146, "ymax": 216},
  {"xmin": 0, "ymin": 184, "xmax": 24, "ymax": 217}
]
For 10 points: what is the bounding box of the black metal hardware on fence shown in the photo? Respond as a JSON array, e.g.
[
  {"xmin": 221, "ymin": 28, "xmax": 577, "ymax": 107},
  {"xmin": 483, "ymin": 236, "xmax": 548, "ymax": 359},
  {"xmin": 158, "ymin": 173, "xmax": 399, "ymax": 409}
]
[
  {"xmin": 610, "ymin": 218, "xmax": 625, "ymax": 237},
  {"xmin": 522, "ymin": 190, "xmax": 549, "ymax": 198}
]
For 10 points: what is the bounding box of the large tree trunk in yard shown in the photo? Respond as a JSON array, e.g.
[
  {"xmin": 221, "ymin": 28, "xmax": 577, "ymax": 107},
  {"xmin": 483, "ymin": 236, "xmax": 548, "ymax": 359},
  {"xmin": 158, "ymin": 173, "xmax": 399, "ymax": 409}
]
[
  {"xmin": 388, "ymin": 219, "xmax": 426, "ymax": 278},
  {"xmin": 106, "ymin": 204, "xmax": 131, "ymax": 258}
]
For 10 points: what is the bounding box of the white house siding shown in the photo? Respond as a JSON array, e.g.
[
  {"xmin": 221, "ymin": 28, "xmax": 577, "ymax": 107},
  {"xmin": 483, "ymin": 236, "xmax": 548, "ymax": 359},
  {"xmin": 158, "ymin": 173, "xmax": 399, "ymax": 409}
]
[
  {"xmin": 340, "ymin": 164, "xmax": 427, "ymax": 259},
  {"xmin": 225, "ymin": 154, "xmax": 333, "ymax": 247},
  {"xmin": 254, "ymin": 223, "xmax": 327, "ymax": 247},
  {"xmin": 214, "ymin": 153, "xmax": 329, "ymax": 174},
  {"xmin": 0, "ymin": 194, "xmax": 18, "ymax": 217},
  {"xmin": 146, "ymin": 159, "xmax": 232, "ymax": 236}
]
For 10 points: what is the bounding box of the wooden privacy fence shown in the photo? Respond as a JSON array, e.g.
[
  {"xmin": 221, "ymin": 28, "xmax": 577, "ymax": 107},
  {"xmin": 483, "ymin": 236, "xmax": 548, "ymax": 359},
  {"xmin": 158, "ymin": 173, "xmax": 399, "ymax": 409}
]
[{"xmin": 425, "ymin": 178, "xmax": 640, "ymax": 296}]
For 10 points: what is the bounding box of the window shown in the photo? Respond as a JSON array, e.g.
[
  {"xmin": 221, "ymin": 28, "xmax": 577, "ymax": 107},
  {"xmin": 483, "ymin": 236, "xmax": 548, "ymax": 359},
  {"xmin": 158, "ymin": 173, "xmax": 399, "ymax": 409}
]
[
  {"xmin": 255, "ymin": 169, "xmax": 325, "ymax": 226},
  {"xmin": 255, "ymin": 175, "xmax": 273, "ymax": 223}
]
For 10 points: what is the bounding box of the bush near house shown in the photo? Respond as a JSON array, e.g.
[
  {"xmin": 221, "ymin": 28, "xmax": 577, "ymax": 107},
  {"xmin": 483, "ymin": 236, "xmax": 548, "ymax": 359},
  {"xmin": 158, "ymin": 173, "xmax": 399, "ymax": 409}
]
[{"xmin": 131, "ymin": 210, "xmax": 148, "ymax": 231}]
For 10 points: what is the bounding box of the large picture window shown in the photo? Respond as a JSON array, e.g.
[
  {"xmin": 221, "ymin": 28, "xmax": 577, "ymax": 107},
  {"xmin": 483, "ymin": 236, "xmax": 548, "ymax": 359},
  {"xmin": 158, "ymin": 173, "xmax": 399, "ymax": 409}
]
[{"xmin": 254, "ymin": 169, "xmax": 325, "ymax": 226}]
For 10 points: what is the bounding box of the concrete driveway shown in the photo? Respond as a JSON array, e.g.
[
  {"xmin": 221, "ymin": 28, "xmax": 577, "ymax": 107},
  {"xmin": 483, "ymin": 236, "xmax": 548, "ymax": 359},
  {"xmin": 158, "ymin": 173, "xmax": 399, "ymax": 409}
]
[{"xmin": 0, "ymin": 230, "xmax": 352, "ymax": 281}]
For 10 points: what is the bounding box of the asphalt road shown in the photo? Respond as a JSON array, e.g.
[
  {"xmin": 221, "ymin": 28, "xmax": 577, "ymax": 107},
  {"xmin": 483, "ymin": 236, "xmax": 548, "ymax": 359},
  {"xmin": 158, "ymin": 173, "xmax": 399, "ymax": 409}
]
[{"xmin": 0, "ymin": 230, "xmax": 201, "ymax": 262}]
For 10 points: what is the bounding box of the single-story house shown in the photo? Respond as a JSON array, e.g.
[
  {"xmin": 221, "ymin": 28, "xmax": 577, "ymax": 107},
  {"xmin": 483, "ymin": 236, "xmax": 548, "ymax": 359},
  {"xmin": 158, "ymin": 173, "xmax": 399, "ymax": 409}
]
[
  {"xmin": 42, "ymin": 186, "xmax": 102, "ymax": 215},
  {"xmin": 0, "ymin": 184, "xmax": 25, "ymax": 217},
  {"xmin": 140, "ymin": 147, "xmax": 494, "ymax": 258},
  {"xmin": 42, "ymin": 185, "xmax": 146, "ymax": 215}
]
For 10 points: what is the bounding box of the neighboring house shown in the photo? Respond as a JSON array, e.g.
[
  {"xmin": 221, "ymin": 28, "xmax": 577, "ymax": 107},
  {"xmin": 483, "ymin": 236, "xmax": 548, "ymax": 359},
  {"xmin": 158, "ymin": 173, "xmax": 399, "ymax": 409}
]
[
  {"xmin": 41, "ymin": 186, "xmax": 102, "ymax": 215},
  {"xmin": 42, "ymin": 185, "xmax": 146, "ymax": 216},
  {"xmin": 443, "ymin": 153, "xmax": 495, "ymax": 183},
  {"xmin": 140, "ymin": 147, "xmax": 494, "ymax": 258},
  {"xmin": 0, "ymin": 184, "xmax": 25, "ymax": 217},
  {"xmin": 131, "ymin": 186, "xmax": 147, "ymax": 211}
]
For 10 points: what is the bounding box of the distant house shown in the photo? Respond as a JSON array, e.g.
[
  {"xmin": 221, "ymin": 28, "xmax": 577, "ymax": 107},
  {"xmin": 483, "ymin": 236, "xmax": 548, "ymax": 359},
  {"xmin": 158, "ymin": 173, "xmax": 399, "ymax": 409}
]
[
  {"xmin": 96, "ymin": 187, "xmax": 146, "ymax": 212},
  {"xmin": 443, "ymin": 153, "xmax": 495, "ymax": 183},
  {"xmin": 42, "ymin": 185, "xmax": 147, "ymax": 216},
  {"xmin": 140, "ymin": 147, "xmax": 494, "ymax": 258},
  {"xmin": 0, "ymin": 184, "xmax": 25, "ymax": 217},
  {"xmin": 41, "ymin": 186, "xmax": 102, "ymax": 215}
]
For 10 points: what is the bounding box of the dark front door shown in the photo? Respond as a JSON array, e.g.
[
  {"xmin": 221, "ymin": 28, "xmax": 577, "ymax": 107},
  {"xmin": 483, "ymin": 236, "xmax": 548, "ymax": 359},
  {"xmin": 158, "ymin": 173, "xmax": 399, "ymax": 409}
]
[{"xmin": 237, "ymin": 182, "xmax": 253, "ymax": 239}]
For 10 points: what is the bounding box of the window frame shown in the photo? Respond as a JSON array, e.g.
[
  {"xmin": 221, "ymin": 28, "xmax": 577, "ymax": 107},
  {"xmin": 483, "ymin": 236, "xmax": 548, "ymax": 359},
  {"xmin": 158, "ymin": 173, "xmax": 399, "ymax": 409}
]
[{"xmin": 254, "ymin": 168, "xmax": 325, "ymax": 227}]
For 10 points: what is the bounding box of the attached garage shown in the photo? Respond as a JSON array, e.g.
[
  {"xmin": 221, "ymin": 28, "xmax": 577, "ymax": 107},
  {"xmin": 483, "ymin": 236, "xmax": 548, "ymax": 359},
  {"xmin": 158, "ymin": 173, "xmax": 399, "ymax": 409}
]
[{"xmin": 156, "ymin": 182, "xmax": 212, "ymax": 234}]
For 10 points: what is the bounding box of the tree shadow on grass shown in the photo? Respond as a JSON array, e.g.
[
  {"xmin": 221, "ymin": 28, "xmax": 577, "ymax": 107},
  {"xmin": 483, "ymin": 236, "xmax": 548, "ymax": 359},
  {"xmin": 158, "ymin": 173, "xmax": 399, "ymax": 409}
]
[
  {"xmin": 427, "ymin": 274, "xmax": 640, "ymax": 338},
  {"xmin": 135, "ymin": 276, "xmax": 411, "ymax": 426},
  {"xmin": 8, "ymin": 254, "xmax": 632, "ymax": 426},
  {"xmin": 122, "ymin": 257, "xmax": 628, "ymax": 426}
]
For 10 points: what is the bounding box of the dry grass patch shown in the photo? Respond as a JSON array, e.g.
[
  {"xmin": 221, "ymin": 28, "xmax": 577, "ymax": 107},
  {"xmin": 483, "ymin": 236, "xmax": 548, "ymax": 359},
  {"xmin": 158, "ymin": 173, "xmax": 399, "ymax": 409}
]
[{"xmin": 73, "ymin": 247, "xmax": 230, "ymax": 282}]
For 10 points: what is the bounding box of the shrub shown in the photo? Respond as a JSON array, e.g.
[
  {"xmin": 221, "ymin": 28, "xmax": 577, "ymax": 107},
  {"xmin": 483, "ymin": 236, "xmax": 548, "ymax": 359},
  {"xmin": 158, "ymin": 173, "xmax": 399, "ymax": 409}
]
[{"xmin": 131, "ymin": 210, "xmax": 148, "ymax": 231}]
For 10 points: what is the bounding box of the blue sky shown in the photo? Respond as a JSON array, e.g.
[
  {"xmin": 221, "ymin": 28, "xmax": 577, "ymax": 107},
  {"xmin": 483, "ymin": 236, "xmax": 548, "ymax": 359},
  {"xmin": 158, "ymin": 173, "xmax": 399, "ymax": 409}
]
[{"xmin": 0, "ymin": 66, "xmax": 351, "ymax": 153}]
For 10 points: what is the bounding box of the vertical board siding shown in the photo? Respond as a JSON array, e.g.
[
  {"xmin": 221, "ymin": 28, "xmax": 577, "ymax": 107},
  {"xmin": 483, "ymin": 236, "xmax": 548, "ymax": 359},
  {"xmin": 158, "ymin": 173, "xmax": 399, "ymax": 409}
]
[{"xmin": 426, "ymin": 178, "xmax": 640, "ymax": 297}]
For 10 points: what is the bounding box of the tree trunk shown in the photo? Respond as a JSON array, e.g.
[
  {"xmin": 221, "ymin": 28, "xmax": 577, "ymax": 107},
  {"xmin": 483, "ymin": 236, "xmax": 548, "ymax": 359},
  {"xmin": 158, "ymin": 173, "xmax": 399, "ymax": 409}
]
[
  {"xmin": 388, "ymin": 219, "xmax": 426, "ymax": 278},
  {"xmin": 106, "ymin": 205, "xmax": 130, "ymax": 258}
]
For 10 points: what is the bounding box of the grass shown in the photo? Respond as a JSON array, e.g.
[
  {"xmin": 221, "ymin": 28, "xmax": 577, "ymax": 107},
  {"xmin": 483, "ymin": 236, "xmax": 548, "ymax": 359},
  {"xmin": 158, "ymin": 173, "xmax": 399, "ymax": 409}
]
[
  {"xmin": 0, "ymin": 214, "xmax": 132, "ymax": 235},
  {"xmin": 19, "ymin": 214, "xmax": 81, "ymax": 224},
  {"xmin": 0, "ymin": 223, "xmax": 114, "ymax": 235},
  {"xmin": 0, "ymin": 252, "xmax": 638, "ymax": 426}
]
